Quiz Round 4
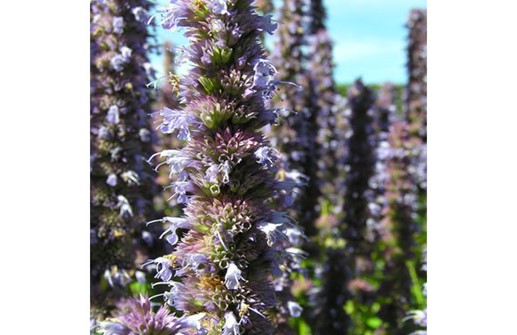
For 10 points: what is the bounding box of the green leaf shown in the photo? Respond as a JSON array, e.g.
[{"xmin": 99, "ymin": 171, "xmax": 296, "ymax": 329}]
[
  {"xmin": 129, "ymin": 281, "xmax": 148, "ymax": 296},
  {"xmin": 366, "ymin": 316, "xmax": 383, "ymax": 329},
  {"xmin": 345, "ymin": 300, "xmax": 355, "ymax": 314},
  {"xmin": 199, "ymin": 76, "xmax": 214, "ymax": 93},
  {"xmin": 406, "ymin": 260, "xmax": 425, "ymax": 306}
]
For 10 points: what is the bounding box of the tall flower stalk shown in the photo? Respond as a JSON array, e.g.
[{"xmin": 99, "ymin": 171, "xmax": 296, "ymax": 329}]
[
  {"xmin": 406, "ymin": 9, "xmax": 427, "ymax": 221},
  {"xmin": 366, "ymin": 83, "xmax": 397, "ymax": 246},
  {"xmin": 342, "ymin": 79, "xmax": 376, "ymax": 267},
  {"xmin": 305, "ymin": 0, "xmax": 349, "ymax": 241},
  {"xmin": 269, "ymin": 0, "xmax": 322, "ymax": 247},
  {"xmin": 148, "ymin": 1, "xmax": 300, "ymax": 334},
  {"xmin": 376, "ymin": 120, "xmax": 419, "ymax": 334},
  {"xmin": 309, "ymin": 33, "xmax": 344, "ymax": 214},
  {"xmin": 338, "ymin": 80, "xmax": 377, "ymax": 334},
  {"xmin": 305, "ymin": 0, "xmax": 353, "ymax": 333},
  {"xmin": 90, "ymin": 0, "xmax": 159, "ymax": 316},
  {"xmin": 406, "ymin": 9, "xmax": 427, "ymax": 144}
]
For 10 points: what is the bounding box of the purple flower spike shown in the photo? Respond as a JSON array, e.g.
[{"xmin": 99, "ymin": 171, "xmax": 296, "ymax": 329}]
[
  {"xmin": 146, "ymin": 1, "xmax": 302, "ymax": 333},
  {"xmin": 91, "ymin": 0, "xmax": 160, "ymax": 320}
]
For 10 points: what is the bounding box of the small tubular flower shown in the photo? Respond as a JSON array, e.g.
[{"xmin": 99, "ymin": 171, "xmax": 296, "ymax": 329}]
[{"xmin": 225, "ymin": 262, "xmax": 244, "ymax": 290}]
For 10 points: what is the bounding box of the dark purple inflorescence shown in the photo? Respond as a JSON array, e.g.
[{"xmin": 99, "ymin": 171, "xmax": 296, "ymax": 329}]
[
  {"xmin": 406, "ymin": 9, "xmax": 427, "ymax": 144},
  {"xmin": 339, "ymin": 79, "xmax": 377, "ymax": 334},
  {"xmin": 375, "ymin": 120, "xmax": 420, "ymax": 334},
  {"xmin": 146, "ymin": 1, "xmax": 302, "ymax": 334},
  {"xmin": 366, "ymin": 83, "xmax": 398, "ymax": 244},
  {"xmin": 90, "ymin": 0, "xmax": 160, "ymax": 318}
]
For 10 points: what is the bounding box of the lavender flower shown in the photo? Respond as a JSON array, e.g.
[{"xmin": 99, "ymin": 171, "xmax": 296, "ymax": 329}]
[
  {"xmin": 287, "ymin": 301, "xmax": 303, "ymax": 318},
  {"xmin": 222, "ymin": 312, "xmax": 240, "ymax": 335},
  {"xmin": 255, "ymin": 0, "xmax": 275, "ymax": 50},
  {"xmin": 106, "ymin": 105, "xmax": 120, "ymax": 124},
  {"xmin": 90, "ymin": 0, "xmax": 161, "ymax": 319},
  {"xmin": 132, "ymin": 7, "xmax": 148, "ymax": 23},
  {"xmin": 148, "ymin": 1, "xmax": 300, "ymax": 333},
  {"xmin": 107, "ymin": 173, "xmax": 118, "ymax": 187},
  {"xmin": 110, "ymin": 54, "xmax": 126, "ymax": 72},
  {"xmin": 112, "ymin": 16, "xmax": 124, "ymax": 34}
]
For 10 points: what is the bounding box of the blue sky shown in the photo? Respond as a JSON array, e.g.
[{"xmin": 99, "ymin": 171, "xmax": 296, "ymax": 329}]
[{"xmin": 149, "ymin": 0, "xmax": 426, "ymax": 84}]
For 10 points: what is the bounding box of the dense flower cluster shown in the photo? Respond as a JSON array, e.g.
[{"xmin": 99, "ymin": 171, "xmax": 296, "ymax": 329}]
[
  {"xmin": 90, "ymin": 0, "xmax": 160, "ymax": 316},
  {"xmin": 147, "ymin": 1, "xmax": 302, "ymax": 334},
  {"xmin": 97, "ymin": 295, "xmax": 201, "ymax": 335},
  {"xmin": 342, "ymin": 80, "xmax": 376, "ymax": 254},
  {"xmin": 367, "ymin": 83, "xmax": 398, "ymax": 241}
]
